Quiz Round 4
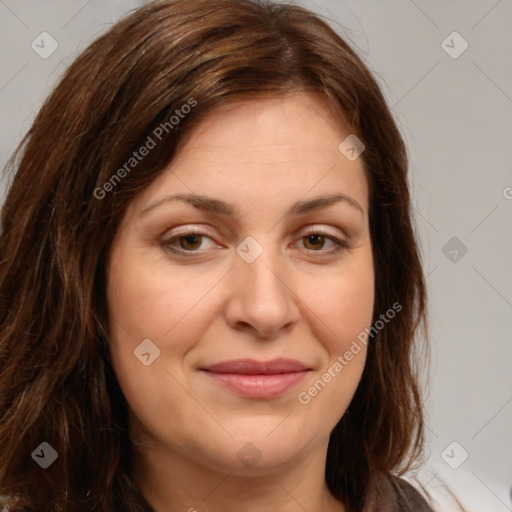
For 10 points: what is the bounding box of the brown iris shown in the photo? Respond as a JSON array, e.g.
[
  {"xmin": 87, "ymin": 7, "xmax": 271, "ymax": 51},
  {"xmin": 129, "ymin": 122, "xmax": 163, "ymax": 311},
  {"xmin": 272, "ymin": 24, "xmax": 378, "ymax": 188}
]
[
  {"xmin": 303, "ymin": 234, "xmax": 326, "ymax": 250},
  {"xmin": 179, "ymin": 234, "xmax": 203, "ymax": 251},
  {"xmin": 177, "ymin": 233, "xmax": 328, "ymax": 252}
]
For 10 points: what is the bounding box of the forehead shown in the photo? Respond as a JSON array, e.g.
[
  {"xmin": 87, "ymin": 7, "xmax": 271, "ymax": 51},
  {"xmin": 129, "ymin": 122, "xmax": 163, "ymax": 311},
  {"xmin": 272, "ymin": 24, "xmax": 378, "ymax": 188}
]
[
  {"xmin": 178, "ymin": 93, "xmax": 351, "ymax": 157},
  {"xmin": 126, "ymin": 93, "xmax": 369, "ymax": 220}
]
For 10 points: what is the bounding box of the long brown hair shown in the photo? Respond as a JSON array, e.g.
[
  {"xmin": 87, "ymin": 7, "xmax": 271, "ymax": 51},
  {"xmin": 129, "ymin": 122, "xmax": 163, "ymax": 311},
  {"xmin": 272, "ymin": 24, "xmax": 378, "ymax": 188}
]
[{"xmin": 1, "ymin": 0, "xmax": 437, "ymax": 510}]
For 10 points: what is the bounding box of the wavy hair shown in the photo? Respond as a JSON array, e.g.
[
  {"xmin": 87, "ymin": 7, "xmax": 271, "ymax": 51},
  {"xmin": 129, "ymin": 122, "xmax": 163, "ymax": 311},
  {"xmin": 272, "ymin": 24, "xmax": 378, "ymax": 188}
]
[{"xmin": 0, "ymin": 0, "xmax": 445, "ymax": 510}]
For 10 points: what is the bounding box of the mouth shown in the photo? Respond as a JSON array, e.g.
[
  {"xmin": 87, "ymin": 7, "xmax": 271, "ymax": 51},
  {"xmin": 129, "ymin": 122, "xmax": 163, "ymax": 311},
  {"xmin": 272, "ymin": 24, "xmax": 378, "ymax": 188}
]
[{"xmin": 199, "ymin": 358, "xmax": 312, "ymax": 398}]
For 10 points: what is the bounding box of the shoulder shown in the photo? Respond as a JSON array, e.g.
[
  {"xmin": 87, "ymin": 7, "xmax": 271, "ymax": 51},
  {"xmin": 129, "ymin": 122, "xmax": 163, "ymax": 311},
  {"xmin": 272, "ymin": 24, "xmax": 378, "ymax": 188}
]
[
  {"xmin": 391, "ymin": 476, "xmax": 436, "ymax": 511},
  {"xmin": 403, "ymin": 461, "xmax": 510, "ymax": 512}
]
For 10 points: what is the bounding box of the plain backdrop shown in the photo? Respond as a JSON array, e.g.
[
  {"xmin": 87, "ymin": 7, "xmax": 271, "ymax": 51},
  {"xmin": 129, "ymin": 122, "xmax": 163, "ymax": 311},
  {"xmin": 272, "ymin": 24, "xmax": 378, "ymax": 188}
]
[{"xmin": 0, "ymin": 1, "xmax": 511, "ymax": 511}]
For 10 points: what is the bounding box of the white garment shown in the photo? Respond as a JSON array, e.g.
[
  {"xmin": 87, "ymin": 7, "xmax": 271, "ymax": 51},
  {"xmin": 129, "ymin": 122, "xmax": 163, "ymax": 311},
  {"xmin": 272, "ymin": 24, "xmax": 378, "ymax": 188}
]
[{"xmin": 402, "ymin": 461, "xmax": 511, "ymax": 512}]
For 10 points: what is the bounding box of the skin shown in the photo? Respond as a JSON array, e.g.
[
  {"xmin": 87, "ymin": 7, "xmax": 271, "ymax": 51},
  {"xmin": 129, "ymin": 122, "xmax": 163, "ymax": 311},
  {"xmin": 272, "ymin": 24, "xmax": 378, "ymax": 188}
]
[{"xmin": 106, "ymin": 92, "xmax": 374, "ymax": 512}]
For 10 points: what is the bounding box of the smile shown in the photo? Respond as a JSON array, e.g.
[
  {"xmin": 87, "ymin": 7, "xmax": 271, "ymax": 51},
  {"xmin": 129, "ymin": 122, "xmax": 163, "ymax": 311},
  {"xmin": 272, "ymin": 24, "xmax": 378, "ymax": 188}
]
[{"xmin": 199, "ymin": 358, "xmax": 313, "ymax": 398}]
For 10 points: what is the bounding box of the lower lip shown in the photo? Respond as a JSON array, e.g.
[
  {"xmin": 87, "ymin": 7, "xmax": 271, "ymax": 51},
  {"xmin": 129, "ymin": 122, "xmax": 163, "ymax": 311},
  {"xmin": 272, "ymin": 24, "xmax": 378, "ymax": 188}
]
[{"xmin": 202, "ymin": 371, "xmax": 310, "ymax": 398}]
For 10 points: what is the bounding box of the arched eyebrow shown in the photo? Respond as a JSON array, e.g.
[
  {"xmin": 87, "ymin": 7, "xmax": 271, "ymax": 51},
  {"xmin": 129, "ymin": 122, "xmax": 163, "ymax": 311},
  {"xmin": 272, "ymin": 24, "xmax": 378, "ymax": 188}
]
[{"xmin": 140, "ymin": 192, "xmax": 364, "ymax": 218}]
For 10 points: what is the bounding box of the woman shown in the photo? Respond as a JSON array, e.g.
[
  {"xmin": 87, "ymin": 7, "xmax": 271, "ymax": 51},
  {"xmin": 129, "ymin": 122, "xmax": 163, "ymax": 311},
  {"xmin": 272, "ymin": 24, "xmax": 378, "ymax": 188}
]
[{"xmin": 0, "ymin": 0, "xmax": 465, "ymax": 510}]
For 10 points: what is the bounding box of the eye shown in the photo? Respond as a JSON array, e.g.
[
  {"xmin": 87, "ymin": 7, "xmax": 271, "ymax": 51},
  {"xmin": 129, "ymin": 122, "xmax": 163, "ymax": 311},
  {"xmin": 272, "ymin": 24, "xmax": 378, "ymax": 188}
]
[
  {"xmin": 295, "ymin": 229, "xmax": 350, "ymax": 255},
  {"xmin": 161, "ymin": 228, "xmax": 219, "ymax": 254},
  {"xmin": 160, "ymin": 226, "xmax": 350, "ymax": 257}
]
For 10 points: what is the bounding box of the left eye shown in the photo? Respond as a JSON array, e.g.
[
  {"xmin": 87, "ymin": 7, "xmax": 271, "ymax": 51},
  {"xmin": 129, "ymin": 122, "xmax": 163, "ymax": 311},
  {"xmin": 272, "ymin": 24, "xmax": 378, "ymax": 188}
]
[
  {"xmin": 161, "ymin": 229, "xmax": 349, "ymax": 255},
  {"xmin": 298, "ymin": 232, "xmax": 347, "ymax": 252},
  {"xmin": 161, "ymin": 229, "xmax": 217, "ymax": 253}
]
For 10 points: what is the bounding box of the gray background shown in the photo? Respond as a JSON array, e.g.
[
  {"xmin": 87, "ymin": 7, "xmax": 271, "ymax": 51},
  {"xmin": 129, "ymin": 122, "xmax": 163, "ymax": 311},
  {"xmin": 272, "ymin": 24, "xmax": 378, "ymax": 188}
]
[{"xmin": 0, "ymin": 1, "xmax": 511, "ymax": 510}]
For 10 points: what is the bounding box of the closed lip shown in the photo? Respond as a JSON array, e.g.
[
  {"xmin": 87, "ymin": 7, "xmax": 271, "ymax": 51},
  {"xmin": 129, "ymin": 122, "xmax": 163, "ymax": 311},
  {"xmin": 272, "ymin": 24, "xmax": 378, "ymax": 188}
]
[
  {"xmin": 199, "ymin": 358, "xmax": 312, "ymax": 398},
  {"xmin": 199, "ymin": 358, "xmax": 312, "ymax": 375}
]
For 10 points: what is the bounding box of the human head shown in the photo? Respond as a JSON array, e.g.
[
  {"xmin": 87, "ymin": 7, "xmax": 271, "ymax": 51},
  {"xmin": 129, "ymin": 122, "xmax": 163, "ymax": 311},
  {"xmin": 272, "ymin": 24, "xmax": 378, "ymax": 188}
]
[{"xmin": 0, "ymin": 0, "xmax": 428, "ymax": 510}]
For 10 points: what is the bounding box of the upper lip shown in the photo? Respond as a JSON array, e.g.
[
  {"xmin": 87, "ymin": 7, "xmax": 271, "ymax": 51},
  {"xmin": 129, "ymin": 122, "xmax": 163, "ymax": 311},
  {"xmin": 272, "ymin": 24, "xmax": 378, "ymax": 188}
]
[{"xmin": 200, "ymin": 358, "xmax": 311, "ymax": 375}]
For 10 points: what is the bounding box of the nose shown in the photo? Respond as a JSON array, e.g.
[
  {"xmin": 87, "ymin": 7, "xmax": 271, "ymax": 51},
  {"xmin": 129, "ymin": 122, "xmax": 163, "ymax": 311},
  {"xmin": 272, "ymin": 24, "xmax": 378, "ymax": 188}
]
[{"xmin": 223, "ymin": 240, "xmax": 300, "ymax": 339}]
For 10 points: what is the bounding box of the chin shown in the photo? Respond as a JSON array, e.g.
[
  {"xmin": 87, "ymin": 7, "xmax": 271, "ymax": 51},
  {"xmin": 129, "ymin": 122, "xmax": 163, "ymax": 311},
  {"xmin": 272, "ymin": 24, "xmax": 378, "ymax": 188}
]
[{"xmin": 193, "ymin": 432, "xmax": 305, "ymax": 474}]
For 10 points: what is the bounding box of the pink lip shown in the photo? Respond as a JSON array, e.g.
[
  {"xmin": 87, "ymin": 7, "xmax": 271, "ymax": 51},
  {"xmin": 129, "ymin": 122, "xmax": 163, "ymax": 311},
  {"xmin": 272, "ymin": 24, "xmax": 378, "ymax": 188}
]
[{"xmin": 199, "ymin": 358, "xmax": 312, "ymax": 398}]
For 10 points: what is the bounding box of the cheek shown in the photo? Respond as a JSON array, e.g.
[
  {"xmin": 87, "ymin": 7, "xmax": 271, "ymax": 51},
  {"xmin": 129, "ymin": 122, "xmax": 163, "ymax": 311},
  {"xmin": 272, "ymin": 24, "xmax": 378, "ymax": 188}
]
[
  {"xmin": 310, "ymin": 248, "xmax": 374, "ymax": 350},
  {"xmin": 305, "ymin": 250, "xmax": 373, "ymax": 386},
  {"xmin": 105, "ymin": 248, "xmax": 220, "ymax": 443},
  {"xmin": 296, "ymin": 253, "xmax": 374, "ymax": 421},
  {"xmin": 106, "ymin": 246, "xmax": 220, "ymax": 344}
]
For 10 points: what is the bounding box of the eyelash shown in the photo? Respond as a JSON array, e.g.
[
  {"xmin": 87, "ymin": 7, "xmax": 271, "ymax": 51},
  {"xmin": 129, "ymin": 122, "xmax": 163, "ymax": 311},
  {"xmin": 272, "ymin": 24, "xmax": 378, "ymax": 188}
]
[{"xmin": 160, "ymin": 228, "xmax": 350, "ymax": 257}]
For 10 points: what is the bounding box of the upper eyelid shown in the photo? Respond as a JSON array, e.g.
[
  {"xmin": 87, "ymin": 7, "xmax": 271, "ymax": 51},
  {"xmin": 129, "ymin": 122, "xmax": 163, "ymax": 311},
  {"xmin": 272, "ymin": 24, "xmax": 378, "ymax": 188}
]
[
  {"xmin": 163, "ymin": 224, "xmax": 347, "ymax": 241},
  {"xmin": 161, "ymin": 226, "xmax": 349, "ymax": 251}
]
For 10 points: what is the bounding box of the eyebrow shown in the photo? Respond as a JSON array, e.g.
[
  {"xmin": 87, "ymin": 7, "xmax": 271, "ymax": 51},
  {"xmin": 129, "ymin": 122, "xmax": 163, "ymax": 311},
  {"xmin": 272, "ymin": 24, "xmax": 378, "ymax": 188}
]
[{"xmin": 140, "ymin": 192, "xmax": 364, "ymax": 218}]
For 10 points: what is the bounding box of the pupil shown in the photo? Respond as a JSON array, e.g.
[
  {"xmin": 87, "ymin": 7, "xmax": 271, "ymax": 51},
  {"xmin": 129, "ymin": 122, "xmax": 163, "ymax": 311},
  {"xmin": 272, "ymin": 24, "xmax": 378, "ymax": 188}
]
[
  {"xmin": 178, "ymin": 234, "xmax": 326, "ymax": 251},
  {"xmin": 182, "ymin": 234, "xmax": 200, "ymax": 250},
  {"xmin": 307, "ymin": 234, "xmax": 323, "ymax": 249}
]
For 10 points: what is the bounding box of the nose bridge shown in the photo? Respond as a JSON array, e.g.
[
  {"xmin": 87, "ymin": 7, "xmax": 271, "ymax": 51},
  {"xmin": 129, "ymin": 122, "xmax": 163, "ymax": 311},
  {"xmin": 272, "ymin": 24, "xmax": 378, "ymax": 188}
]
[
  {"xmin": 236, "ymin": 234, "xmax": 287, "ymax": 302},
  {"xmin": 226, "ymin": 234, "xmax": 298, "ymax": 337}
]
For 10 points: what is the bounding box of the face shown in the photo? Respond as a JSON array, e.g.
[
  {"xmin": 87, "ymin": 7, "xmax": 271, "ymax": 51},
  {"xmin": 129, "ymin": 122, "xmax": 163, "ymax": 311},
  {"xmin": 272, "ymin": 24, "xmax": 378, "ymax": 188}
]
[{"xmin": 106, "ymin": 93, "xmax": 374, "ymax": 476}]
